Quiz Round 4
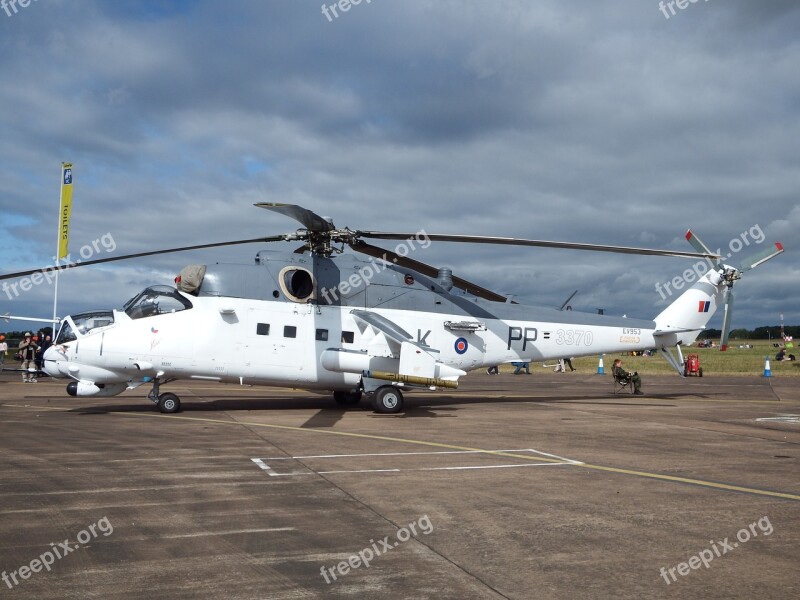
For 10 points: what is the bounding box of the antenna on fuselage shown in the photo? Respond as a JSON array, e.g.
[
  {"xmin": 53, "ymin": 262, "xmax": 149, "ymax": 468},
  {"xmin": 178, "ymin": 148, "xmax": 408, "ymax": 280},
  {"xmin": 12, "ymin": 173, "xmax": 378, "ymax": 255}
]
[{"xmin": 559, "ymin": 290, "xmax": 578, "ymax": 311}]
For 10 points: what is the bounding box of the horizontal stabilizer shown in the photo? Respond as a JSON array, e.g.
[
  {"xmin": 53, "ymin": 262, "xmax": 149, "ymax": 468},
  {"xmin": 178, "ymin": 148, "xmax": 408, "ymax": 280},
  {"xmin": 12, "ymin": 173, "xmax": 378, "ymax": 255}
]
[{"xmin": 653, "ymin": 327, "xmax": 704, "ymax": 336}]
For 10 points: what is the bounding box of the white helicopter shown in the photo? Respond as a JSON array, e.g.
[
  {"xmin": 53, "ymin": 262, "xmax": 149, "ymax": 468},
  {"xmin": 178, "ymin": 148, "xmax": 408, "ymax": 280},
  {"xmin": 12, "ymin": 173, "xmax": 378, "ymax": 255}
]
[{"xmin": 0, "ymin": 204, "xmax": 783, "ymax": 414}]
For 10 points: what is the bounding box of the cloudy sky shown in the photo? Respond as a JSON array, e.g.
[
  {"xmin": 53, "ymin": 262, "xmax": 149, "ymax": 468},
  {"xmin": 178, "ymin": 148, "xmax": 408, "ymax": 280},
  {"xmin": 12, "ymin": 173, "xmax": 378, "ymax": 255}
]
[{"xmin": 1, "ymin": 0, "xmax": 797, "ymax": 334}]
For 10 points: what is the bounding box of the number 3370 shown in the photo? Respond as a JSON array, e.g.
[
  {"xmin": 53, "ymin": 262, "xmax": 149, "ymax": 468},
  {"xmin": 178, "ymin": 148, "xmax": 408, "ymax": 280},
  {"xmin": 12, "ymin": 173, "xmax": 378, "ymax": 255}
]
[{"xmin": 555, "ymin": 329, "xmax": 593, "ymax": 346}]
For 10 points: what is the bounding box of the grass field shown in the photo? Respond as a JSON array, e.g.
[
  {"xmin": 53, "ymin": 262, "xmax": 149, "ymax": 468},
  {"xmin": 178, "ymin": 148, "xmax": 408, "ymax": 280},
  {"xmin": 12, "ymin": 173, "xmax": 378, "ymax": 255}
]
[{"xmin": 498, "ymin": 340, "xmax": 800, "ymax": 377}]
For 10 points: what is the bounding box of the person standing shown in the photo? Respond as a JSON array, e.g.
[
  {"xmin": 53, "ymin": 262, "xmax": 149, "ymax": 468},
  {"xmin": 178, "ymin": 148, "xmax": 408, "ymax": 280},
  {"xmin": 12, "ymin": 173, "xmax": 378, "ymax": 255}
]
[
  {"xmin": 18, "ymin": 333, "xmax": 39, "ymax": 383},
  {"xmin": 0, "ymin": 335, "xmax": 7, "ymax": 371},
  {"xmin": 36, "ymin": 334, "xmax": 53, "ymax": 377}
]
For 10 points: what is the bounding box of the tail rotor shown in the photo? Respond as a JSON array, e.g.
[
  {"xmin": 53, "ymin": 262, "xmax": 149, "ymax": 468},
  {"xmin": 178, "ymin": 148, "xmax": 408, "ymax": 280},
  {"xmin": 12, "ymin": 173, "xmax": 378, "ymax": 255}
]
[
  {"xmin": 685, "ymin": 230, "xmax": 783, "ymax": 351},
  {"xmin": 719, "ymin": 287, "xmax": 734, "ymax": 352}
]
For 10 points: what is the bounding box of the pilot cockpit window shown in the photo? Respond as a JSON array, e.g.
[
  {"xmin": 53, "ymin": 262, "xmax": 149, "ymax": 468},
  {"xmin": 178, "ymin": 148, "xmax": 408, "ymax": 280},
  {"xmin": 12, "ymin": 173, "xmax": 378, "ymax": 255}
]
[{"xmin": 123, "ymin": 286, "xmax": 193, "ymax": 320}]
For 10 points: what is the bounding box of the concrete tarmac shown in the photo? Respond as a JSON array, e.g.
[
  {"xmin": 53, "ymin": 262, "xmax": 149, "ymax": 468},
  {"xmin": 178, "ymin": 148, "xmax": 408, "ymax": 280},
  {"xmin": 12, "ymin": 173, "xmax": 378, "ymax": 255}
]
[{"xmin": 1, "ymin": 368, "xmax": 798, "ymax": 599}]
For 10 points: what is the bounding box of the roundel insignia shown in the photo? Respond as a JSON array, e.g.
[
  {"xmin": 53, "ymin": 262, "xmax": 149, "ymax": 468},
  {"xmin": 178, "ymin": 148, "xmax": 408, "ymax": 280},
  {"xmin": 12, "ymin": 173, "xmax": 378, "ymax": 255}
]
[{"xmin": 454, "ymin": 337, "xmax": 469, "ymax": 354}]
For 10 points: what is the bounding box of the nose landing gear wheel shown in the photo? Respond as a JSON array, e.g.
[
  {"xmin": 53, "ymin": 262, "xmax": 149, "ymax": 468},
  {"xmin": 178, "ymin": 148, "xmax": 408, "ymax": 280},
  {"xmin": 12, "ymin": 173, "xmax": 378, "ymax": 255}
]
[
  {"xmin": 157, "ymin": 392, "xmax": 181, "ymax": 414},
  {"xmin": 372, "ymin": 386, "xmax": 404, "ymax": 414}
]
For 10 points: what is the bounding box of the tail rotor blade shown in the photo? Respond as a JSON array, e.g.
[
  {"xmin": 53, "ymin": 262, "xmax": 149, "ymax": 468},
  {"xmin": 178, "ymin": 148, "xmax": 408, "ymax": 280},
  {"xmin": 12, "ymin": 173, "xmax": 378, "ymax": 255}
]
[
  {"xmin": 685, "ymin": 230, "xmax": 718, "ymax": 267},
  {"xmin": 740, "ymin": 242, "xmax": 784, "ymax": 272},
  {"xmin": 719, "ymin": 289, "xmax": 734, "ymax": 352}
]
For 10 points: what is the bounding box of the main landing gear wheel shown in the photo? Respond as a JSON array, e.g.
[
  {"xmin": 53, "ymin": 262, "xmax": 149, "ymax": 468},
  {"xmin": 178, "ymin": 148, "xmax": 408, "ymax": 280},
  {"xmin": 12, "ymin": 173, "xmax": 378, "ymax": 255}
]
[
  {"xmin": 157, "ymin": 392, "xmax": 181, "ymax": 414},
  {"xmin": 371, "ymin": 386, "xmax": 404, "ymax": 414},
  {"xmin": 333, "ymin": 390, "xmax": 363, "ymax": 406}
]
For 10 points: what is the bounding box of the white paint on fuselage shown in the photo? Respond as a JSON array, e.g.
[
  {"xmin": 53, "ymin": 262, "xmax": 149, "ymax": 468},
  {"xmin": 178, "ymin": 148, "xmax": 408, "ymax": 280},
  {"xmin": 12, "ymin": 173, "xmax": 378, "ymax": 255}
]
[{"xmin": 49, "ymin": 292, "xmax": 665, "ymax": 392}]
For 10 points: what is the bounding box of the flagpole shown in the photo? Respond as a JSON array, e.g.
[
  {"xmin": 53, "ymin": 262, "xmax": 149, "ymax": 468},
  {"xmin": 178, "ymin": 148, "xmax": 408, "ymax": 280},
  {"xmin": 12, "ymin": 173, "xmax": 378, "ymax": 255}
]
[
  {"xmin": 53, "ymin": 162, "xmax": 73, "ymax": 335},
  {"xmin": 53, "ymin": 164, "xmax": 62, "ymax": 334}
]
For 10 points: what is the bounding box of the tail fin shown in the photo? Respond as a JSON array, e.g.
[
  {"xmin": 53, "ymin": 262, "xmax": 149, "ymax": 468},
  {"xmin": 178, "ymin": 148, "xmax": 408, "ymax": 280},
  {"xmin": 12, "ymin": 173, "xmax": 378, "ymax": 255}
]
[{"xmin": 654, "ymin": 269, "xmax": 727, "ymax": 345}]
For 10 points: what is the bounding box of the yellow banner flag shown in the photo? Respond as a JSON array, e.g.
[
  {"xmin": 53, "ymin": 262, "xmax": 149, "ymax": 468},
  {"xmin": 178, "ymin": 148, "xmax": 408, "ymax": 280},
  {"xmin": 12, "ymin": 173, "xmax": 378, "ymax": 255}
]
[{"xmin": 58, "ymin": 163, "xmax": 73, "ymax": 259}]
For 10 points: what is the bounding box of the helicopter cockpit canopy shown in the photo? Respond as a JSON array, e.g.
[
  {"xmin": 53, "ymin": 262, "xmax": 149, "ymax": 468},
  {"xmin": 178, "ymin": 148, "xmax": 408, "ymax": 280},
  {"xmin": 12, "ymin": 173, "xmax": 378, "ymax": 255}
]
[{"xmin": 122, "ymin": 285, "xmax": 193, "ymax": 320}]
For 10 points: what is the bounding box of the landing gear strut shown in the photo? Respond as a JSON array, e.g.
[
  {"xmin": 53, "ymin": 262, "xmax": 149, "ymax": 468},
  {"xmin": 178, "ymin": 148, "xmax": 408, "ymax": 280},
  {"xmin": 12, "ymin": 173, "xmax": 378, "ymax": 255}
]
[{"xmin": 148, "ymin": 380, "xmax": 181, "ymax": 413}]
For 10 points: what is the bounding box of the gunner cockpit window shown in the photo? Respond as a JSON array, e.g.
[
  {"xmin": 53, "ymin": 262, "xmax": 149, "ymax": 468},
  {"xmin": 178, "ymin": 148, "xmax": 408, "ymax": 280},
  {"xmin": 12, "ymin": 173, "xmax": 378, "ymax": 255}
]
[
  {"xmin": 55, "ymin": 320, "xmax": 77, "ymax": 344},
  {"xmin": 71, "ymin": 311, "xmax": 115, "ymax": 335}
]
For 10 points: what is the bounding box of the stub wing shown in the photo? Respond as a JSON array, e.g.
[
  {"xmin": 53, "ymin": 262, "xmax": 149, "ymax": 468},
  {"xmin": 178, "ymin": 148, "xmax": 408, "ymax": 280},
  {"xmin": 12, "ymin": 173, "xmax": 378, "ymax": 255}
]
[
  {"xmin": 350, "ymin": 309, "xmax": 438, "ymax": 356},
  {"xmin": 349, "ymin": 309, "xmax": 464, "ymax": 382}
]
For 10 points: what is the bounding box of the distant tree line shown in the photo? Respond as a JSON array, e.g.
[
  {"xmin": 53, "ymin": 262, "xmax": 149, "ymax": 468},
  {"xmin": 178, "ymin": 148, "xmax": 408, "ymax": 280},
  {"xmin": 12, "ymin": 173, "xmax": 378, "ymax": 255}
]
[{"xmin": 703, "ymin": 325, "xmax": 799, "ymax": 340}]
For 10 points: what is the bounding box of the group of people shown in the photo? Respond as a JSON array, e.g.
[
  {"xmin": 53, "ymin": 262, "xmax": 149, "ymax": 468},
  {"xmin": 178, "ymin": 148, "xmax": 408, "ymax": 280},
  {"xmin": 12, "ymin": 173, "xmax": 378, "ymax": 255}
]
[
  {"xmin": 0, "ymin": 332, "xmax": 53, "ymax": 382},
  {"xmin": 485, "ymin": 357, "xmax": 645, "ymax": 395},
  {"xmin": 487, "ymin": 358, "xmax": 577, "ymax": 375},
  {"xmin": 775, "ymin": 335, "xmax": 796, "ymax": 362}
]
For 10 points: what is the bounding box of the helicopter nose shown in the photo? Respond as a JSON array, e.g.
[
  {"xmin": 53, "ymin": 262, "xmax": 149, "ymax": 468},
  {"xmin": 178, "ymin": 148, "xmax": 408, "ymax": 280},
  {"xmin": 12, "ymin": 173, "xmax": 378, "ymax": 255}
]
[{"xmin": 43, "ymin": 345, "xmax": 67, "ymax": 378}]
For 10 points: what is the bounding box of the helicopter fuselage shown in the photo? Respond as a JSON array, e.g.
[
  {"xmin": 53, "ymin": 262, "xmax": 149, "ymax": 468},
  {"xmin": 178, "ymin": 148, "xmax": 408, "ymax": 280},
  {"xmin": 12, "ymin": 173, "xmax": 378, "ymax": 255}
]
[{"xmin": 42, "ymin": 250, "xmax": 724, "ymax": 410}]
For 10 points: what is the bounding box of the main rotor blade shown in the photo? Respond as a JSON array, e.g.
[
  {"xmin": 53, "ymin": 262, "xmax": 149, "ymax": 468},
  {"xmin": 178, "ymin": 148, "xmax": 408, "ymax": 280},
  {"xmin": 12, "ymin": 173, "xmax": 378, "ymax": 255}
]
[
  {"xmin": 350, "ymin": 240, "xmax": 509, "ymax": 303},
  {"xmin": 357, "ymin": 232, "xmax": 719, "ymax": 260},
  {"xmin": 255, "ymin": 203, "xmax": 335, "ymax": 232},
  {"xmin": 719, "ymin": 289, "xmax": 734, "ymax": 352},
  {"xmin": 0, "ymin": 236, "xmax": 287, "ymax": 281}
]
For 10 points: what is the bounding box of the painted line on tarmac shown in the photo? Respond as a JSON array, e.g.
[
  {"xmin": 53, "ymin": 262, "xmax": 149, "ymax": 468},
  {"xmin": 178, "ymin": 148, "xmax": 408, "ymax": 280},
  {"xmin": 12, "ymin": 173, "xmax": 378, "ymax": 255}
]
[
  {"xmin": 251, "ymin": 448, "xmax": 581, "ymax": 477},
  {"xmin": 310, "ymin": 463, "xmax": 569, "ymax": 476},
  {"xmin": 4, "ymin": 403, "xmax": 799, "ymax": 501},
  {"xmin": 416, "ymin": 394, "xmax": 784, "ymax": 404},
  {"xmin": 257, "ymin": 448, "xmax": 579, "ymax": 461}
]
